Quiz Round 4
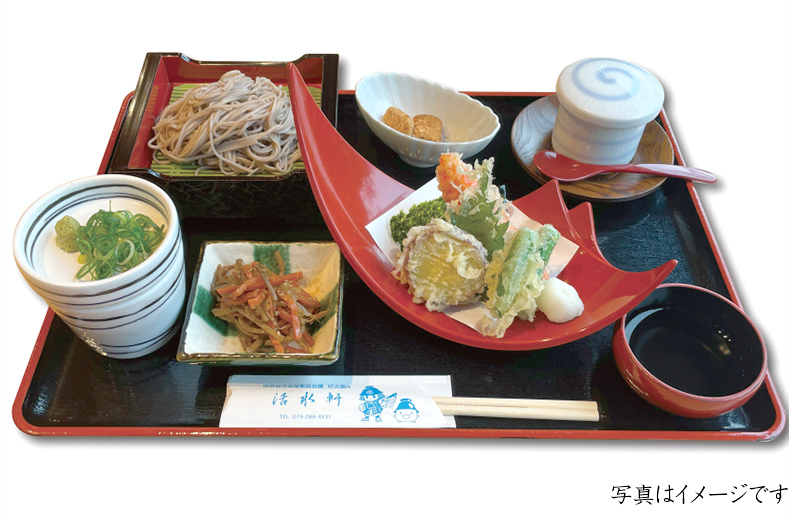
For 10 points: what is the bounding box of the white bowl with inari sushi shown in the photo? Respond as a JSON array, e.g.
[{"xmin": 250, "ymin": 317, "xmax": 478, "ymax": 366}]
[{"xmin": 355, "ymin": 72, "xmax": 500, "ymax": 167}]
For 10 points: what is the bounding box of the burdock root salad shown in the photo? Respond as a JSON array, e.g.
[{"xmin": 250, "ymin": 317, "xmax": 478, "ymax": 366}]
[{"xmin": 390, "ymin": 152, "xmax": 584, "ymax": 337}]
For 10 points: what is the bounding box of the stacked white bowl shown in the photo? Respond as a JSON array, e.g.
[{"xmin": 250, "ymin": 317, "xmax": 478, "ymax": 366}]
[{"xmin": 13, "ymin": 175, "xmax": 186, "ymax": 359}]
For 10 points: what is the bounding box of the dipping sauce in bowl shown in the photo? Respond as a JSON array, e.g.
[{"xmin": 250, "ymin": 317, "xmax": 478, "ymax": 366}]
[{"xmin": 613, "ymin": 284, "xmax": 767, "ymax": 418}]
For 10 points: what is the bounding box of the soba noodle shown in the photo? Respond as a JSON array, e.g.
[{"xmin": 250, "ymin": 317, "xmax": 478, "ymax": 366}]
[{"xmin": 147, "ymin": 70, "xmax": 302, "ymax": 176}]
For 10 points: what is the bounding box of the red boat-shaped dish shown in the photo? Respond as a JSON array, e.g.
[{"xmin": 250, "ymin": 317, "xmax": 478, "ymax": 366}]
[{"xmin": 287, "ymin": 64, "xmax": 676, "ymax": 351}]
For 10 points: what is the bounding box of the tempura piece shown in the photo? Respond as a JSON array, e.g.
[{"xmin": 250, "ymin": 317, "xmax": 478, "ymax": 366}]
[
  {"xmin": 389, "ymin": 198, "xmax": 447, "ymax": 247},
  {"xmin": 438, "ymin": 153, "xmax": 510, "ymax": 259},
  {"xmin": 393, "ymin": 219, "xmax": 488, "ymax": 312},
  {"xmin": 435, "ymin": 152, "xmax": 480, "ymax": 203},
  {"xmin": 484, "ymin": 225, "xmax": 560, "ymax": 337}
]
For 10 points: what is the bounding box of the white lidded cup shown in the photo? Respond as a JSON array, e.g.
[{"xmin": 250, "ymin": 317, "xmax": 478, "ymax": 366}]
[
  {"xmin": 552, "ymin": 58, "xmax": 665, "ymax": 165},
  {"xmin": 13, "ymin": 174, "xmax": 186, "ymax": 359}
]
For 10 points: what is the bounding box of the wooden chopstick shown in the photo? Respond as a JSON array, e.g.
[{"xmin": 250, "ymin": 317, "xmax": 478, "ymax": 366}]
[
  {"xmin": 433, "ymin": 397, "xmax": 600, "ymax": 422},
  {"xmin": 433, "ymin": 396, "xmax": 597, "ymax": 411}
]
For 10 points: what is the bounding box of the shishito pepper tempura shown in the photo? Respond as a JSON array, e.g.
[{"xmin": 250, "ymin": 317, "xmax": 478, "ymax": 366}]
[
  {"xmin": 483, "ymin": 225, "xmax": 560, "ymax": 337},
  {"xmin": 390, "ymin": 152, "xmax": 584, "ymax": 337}
]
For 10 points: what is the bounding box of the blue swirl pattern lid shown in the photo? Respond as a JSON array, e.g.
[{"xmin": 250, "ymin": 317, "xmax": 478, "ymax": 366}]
[{"xmin": 556, "ymin": 58, "xmax": 664, "ymax": 128}]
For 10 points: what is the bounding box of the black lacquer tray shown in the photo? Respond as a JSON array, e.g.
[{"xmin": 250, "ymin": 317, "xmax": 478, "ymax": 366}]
[{"xmin": 12, "ymin": 92, "xmax": 785, "ymax": 439}]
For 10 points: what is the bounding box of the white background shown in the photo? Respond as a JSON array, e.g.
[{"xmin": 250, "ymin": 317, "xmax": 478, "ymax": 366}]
[{"xmin": 1, "ymin": 1, "xmax": 792, "ymax": 518}]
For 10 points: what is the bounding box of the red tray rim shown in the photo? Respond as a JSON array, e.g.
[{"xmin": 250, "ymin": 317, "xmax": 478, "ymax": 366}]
[{"xmin": 11, "ymin": 90, "xmax": 786, "ymax": 441}]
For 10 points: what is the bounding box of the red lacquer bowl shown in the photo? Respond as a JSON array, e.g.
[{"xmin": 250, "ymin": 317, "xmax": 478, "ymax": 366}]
[
  {"xmin": 287, "ymin": 63, "xmax": 676, "ymax": 351},
  {"xmin": 613, "ymin": 283, "xmax": 768, "ymax": 418}
]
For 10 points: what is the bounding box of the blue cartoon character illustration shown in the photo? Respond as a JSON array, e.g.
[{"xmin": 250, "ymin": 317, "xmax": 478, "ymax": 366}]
[
  {"xmin": 358, "ymin": 386, "xmax": 396, "ymax": 422},
  {"xmin": 393, "ymin": 398, "xmax": 420, "ymax": 423}
]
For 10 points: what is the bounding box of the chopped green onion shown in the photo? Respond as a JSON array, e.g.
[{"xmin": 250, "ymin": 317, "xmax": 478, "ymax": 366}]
[{"xmin": 61, "ymin": 207, "xmax": 167, "ymax": 281}]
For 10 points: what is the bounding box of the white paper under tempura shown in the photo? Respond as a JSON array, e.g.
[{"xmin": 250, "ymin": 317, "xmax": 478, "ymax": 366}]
[
  {"xmin": 219, "ymin": 375, "xmax": 456, "ymax": 428},
  {"xmin": 365, "ymin": 178, "xmax": 579, "ymax": 335}
]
